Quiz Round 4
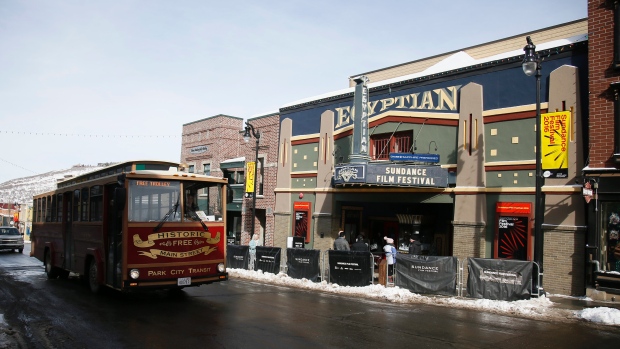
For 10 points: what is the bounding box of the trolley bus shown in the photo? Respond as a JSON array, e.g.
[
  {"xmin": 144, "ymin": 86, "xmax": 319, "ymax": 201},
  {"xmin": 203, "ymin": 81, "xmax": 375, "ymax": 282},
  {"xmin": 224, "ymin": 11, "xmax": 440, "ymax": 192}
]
[{"xmin": 31, "ymin": 160, "xmax": 229, "ymax": 293}]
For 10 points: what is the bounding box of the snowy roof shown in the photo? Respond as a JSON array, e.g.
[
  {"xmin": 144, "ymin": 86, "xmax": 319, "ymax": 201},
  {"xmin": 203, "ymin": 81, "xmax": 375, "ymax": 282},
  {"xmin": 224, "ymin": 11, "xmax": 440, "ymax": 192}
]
[{"xmin": 281, "ymin": 34, "xmax": 587, "ymax": 109}]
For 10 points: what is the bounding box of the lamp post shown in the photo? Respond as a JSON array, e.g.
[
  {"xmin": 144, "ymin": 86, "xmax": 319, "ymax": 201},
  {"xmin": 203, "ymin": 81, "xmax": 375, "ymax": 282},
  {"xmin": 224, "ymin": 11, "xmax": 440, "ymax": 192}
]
[
  {"xmin": 243, "ymin": 121, "xmax": 261, "ymax": 243},
  {"xmin": 523, "ymin": 36, "xmax": 544, "ymax": 295}
]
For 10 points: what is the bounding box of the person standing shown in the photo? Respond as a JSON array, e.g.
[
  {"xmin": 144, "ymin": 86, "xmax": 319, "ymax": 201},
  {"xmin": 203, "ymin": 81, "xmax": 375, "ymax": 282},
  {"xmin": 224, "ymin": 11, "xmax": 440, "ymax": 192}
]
[
  {"xmin": 333, "ymin": 231, "xmax": 350, "ymax": 251},
  {"xmin": 409, "ymin": 236, "xmax": 422, "ymax": 255},
  {"xmin": 351, "ymin": 235, "xmax": 369, "ymax": 251},
  {"xmin": 383, "ymin": 236, "xmax": 395, "ymax": 282},
  {"xmin": 249, "ymin": 234, "xmax": 260, "ymax": 270}
]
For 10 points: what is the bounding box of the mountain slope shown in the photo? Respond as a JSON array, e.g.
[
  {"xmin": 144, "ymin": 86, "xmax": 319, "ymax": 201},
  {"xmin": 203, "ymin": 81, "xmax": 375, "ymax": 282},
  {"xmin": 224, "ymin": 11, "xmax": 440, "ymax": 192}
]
[{"xmin": 0, "ymin": 163, "xmax": 112, "ymax": 205}]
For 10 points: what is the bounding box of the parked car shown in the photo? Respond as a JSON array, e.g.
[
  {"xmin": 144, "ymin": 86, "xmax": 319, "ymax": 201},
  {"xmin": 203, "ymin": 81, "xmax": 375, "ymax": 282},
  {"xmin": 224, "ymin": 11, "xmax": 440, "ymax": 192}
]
[{"xmin": 0, "ymin": 226, "xmax": 24, "ymax": 253}]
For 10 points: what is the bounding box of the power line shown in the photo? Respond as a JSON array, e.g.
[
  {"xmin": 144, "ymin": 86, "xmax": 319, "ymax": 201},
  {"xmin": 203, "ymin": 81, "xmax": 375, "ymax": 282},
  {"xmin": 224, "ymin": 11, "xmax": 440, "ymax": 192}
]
[
  {"xmin": 1, "ymin": 131, "xmax": 179, "ymax": 138},
  {"xmin": 0, "ymin": 157, "xmax": 37, "ymax": 174}
]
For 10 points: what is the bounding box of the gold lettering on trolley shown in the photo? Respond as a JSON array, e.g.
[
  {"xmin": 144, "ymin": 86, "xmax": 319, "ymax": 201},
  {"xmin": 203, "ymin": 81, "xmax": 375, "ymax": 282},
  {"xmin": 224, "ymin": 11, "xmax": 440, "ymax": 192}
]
[
  {"xmin": 138, "ymin": 245, "xmax": 217, "ymax": 260},
  {"xmin": 133, "ymin": 231, "xmax": 221, "ymax": 260}
]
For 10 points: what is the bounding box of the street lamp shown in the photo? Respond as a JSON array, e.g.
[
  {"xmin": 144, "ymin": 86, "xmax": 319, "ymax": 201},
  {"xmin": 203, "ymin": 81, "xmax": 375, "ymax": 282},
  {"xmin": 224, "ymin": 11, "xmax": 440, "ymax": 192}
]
[
  {"xmin": 523, "ymin": 36, "xmax": 544, "ymax": 295},
  {"xmin": 243, "ymin": 121, "xmax": 261, "ymax": 243}
]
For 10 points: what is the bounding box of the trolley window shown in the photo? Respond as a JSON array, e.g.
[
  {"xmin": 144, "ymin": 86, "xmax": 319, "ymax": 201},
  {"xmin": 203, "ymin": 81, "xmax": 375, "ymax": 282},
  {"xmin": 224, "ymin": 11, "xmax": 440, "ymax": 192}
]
[{"xmin": 128, "ymin": 180, "xmax": 181, "ymax": 222}]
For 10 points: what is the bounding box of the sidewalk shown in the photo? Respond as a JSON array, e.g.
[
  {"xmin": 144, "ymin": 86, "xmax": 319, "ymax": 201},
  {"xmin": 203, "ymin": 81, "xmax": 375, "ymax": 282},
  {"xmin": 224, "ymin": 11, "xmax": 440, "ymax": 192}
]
[{"xmin": 548, "ymin": 294, "xmax": 620, "ymax": 312}]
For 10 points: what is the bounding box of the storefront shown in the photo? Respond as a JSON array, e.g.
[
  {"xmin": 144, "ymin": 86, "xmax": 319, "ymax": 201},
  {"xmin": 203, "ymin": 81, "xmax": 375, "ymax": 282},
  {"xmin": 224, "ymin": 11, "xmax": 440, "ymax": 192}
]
[{"xmin": 273, "ymin": 35, "xmax": 589, "ymax": 295}]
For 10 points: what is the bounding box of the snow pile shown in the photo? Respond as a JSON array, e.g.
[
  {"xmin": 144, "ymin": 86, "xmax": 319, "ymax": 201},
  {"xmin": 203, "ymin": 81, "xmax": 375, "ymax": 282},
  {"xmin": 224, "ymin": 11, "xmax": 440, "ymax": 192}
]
[
  {"xmin": 228, "ymin": 268, "xmax": 620, "ymax": 326},
  {"xmin": 577, "ymin": 307, "xmax": 620, "ymax": 325}
]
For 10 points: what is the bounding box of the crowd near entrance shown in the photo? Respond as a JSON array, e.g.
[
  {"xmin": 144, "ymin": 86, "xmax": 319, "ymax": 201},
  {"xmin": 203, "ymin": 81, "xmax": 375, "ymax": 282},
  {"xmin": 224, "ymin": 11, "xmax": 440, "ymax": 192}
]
[{"xmin": 340, "ymin": 201, "xmax": 454, "ymax": 256}]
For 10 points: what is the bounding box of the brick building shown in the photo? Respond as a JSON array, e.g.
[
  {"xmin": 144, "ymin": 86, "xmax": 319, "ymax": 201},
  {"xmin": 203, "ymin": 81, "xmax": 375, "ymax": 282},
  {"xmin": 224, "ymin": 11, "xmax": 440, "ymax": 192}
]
[
  {"xmin": 583, "ymin": 0, "xmax": 620, "ymax": 298},
  {"xmin": 180, "ymin": 114, "xmax": 246, "ymax": 245},
  {"xmin": 241, "ymin": 113, "xmax": 280, "ymax": 247},
  {"xmin": 180, "ymin": 113, "xmax": 280, "ymax": 247}
]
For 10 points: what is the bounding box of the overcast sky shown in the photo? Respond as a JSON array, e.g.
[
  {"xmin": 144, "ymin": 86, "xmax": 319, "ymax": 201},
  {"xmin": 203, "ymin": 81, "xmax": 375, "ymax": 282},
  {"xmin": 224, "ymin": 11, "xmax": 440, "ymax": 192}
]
[{"xmin": 0, "ymin": 0, "xmax": 586, "ymax": 184}]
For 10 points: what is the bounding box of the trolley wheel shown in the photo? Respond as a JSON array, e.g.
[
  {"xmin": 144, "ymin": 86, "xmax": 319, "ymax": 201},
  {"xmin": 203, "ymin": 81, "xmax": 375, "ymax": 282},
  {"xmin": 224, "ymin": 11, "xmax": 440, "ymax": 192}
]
[
  {"xmin": 59, "ymin": 269, "xmax": 70, "ymax": 279},
  {"xmin": 45, "ymin": 250, "xmax": 59, "ymax": 279},
  {"xmin": 88, "ymin": 259, "xmax": 100, "ymax": 293}
]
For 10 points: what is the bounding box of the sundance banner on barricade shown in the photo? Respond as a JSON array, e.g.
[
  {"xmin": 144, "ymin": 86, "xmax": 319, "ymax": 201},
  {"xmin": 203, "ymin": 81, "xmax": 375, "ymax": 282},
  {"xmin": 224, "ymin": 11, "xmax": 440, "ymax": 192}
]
[
  {"xmin": 395, "ymin": 255, "xmax": 457, "ymax": 296},
  {"xmin": 227, "ymin": 245, "xmax": 248, "ymax": 269},
  {"xmin": 256, "ymin": 247, "xmax": 281, "ymax": 274},
  {"xmin": 467, "ymin": 258, "xmax": 533, "ymax": 301},
  {"xmin": 328, "ymin": 250, "xmax": 372, "ymax": 287},
  {"xmin": 286, "ymin": 249, "xmax": 321, "ymax": 282}
]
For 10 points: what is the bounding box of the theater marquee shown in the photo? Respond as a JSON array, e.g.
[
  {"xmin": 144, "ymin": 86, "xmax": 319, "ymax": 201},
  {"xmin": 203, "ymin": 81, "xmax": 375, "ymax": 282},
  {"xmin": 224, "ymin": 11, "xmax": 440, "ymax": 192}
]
[{"xmin": 334, "ymin": 163, "xmax": 449, "ymax": 188}]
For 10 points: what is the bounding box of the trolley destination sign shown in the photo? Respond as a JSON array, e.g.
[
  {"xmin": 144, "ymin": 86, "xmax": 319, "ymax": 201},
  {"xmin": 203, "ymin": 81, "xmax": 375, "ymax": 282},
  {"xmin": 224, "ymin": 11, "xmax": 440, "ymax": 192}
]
[{"xmin": 334, "ymin": 163, "xmax": 448, "ymax": 187}]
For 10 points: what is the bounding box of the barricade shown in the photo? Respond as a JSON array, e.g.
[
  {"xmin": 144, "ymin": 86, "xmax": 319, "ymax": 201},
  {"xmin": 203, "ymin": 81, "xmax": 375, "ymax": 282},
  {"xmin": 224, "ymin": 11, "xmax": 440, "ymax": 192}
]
[
  {"xmin": 255, "ymin": 246, "xmax": 281, "ymax": 274},
  {"xmin": 286, "ymin": 248, "xmax": 321, "ymax": 282},
  {"xmin": 229, "ymin": 246, "xmax": 544, "ymax": 302},
  {"xmin": 326, "ymin": 250, "xmax": 373, "ymax": 287},
  {"xmin": 395, "ymin": 254, "xmax": 458, "ymax": 296},
  {"xmin": 226, "ymin": 244, "xmax": 249, "ymax": 269},
  {"xmin": 466, "ymin": 257, "xmax": 533, "ymax": 301}
]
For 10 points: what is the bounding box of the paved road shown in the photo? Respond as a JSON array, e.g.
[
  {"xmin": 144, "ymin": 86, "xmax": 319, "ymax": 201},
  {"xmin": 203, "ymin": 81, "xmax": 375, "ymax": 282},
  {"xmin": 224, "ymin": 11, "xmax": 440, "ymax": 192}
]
[{"xmin": 1, "ymin": 245, "xmax": 619, "ymax": 349}]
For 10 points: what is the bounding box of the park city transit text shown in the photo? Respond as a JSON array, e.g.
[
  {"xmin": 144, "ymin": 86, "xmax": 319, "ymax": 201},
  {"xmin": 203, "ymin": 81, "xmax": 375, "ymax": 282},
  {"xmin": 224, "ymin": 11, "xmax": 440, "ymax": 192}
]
[{"xmin": 147, "ymin": 267, "xmax": 212, "ymax": 277}]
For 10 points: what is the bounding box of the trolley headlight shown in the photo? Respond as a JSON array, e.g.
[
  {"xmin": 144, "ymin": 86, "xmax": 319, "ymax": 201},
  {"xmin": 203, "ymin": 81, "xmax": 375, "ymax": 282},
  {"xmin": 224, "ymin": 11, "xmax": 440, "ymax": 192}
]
[
  {"xmin": 130, "ymin": 269, "xmax": 140, "ymax": 279},
  {"xmin": 217, "ymin": 263, "xmax": 225, "ymax": 273}
]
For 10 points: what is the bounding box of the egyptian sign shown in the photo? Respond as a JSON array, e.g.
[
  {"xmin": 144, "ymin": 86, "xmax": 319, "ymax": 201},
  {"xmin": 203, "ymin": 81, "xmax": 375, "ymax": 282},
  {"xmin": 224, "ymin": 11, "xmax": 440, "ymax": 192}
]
[
  {"xmin": 133, "ymin": 231, "xmax": 220, "ymax": 259},
  {"xmin": 334, "ymin": 85, "xmax": 461, "ymax": 130},
  {"xmin": 334, "ymin": 163, "xmax": 448, "ymax": 187},
  {"xmin": 541, "ymin": 111, "xmax": 570, "ymax": 178},
  {"xmin": 350, "ymin": 76, "xmax": 370, "ymax": 162}
]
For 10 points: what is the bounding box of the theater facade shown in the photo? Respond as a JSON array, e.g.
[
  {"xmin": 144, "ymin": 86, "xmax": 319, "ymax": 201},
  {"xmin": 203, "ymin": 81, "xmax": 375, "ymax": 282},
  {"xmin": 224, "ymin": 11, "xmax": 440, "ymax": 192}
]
[{"xmin": 273, "ymin": 33, "xmax": 588, "ymax": 295}]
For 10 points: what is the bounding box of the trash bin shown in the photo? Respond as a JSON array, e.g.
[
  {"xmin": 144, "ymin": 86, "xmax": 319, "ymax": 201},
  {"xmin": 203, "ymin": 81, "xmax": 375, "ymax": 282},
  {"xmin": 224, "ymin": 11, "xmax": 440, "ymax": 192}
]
[{"xmin": 378, "ymin": 259, "xmax": 387, "ymax": 286}]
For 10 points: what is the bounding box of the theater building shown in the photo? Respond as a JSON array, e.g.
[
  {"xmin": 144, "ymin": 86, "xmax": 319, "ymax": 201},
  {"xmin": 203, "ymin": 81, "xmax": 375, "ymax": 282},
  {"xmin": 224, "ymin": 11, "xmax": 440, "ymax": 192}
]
[{"xmin": 273, "ymin": 19, "xmax": 589, "ymax": 295}]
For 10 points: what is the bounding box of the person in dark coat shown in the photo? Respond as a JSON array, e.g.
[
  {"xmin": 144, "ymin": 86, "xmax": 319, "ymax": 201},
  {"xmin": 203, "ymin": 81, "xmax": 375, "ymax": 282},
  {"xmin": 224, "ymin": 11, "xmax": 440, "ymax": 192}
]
[
  {"xmin": 333, "ymin": 231, "xmax": 350, "ymax": 251},
  {"xmin": 409, "ymin": 236, "xmax": 422, "ymax": 255},
  {"xmin": 351, "ymin": 235, "xmax": 368, "ymax": 251}
]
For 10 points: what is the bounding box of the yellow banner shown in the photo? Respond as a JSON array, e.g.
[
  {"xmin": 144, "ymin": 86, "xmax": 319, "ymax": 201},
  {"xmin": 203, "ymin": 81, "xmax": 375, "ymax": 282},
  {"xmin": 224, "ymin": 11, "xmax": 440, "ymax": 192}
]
[
  {"xmin": 246, "ymin": 161, "xmax": 255, "ymax": 193},
  {"xmin": 541, "ymin": 111, "xmax": 570, "ymax": 176}
]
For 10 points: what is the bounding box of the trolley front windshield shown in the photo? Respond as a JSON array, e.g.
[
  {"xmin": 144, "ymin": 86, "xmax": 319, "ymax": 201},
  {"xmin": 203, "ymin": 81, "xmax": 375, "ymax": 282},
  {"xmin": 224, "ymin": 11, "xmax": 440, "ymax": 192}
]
[{"xmin": 128, "ymin": 180, "xmax": 223, "ymax": 222}]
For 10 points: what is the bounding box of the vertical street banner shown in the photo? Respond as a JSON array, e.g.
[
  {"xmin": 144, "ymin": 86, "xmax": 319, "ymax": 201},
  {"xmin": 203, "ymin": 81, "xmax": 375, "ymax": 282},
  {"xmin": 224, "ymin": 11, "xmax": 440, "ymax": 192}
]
[
  {"xmin": 328, "ymin": 250, "xmax": 372, "ymax": 286},
  {"xmin": 245, "ymin": 161, "xmax": 255, "ymax": 194},
  {"xmin": 226, "ymin": 245, "xmax": 249, "ymax": 269},
  {"xmin": 541, "ymin": 111, "xmax": 571, "ymax": 178},
  {"xmin": 255, "ymin": 246, "xmax": 281, "ymax": 274},
  {"xmin": 286, "ymin": 248, "xmax": 321, "ymax": 281},
  {"xmin": 350, "ymin": 75, "xmax": 370, "ymax": 163},
  {"xmin": 395, "ymin": 255, "xmax": 457, "ymax": 296},
  {"xmin": 467, "ymin": 258, "xmax": 533, "ymax": 301}
]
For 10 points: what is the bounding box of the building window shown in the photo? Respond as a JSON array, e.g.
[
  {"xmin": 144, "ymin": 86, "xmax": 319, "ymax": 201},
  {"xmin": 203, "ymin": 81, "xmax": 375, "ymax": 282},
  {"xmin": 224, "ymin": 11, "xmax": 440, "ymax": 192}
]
[
  {"xmin": 258, "ymin": 157, "xmax": 264, "ymax": 195},
  {"xmin": 371, "ymin": 131, "xmax": 412, "ymax": 160},
  {"xmin": 613, "ymin": 82, "xmax": 620, "ymax": 155},
  {"xmin": 188, "ymin": 165, "xmax": 195, "ymax": 173},
  {"xmin": 203, "ymin": 163, "xmax": 211, "ymax": 176},
  {"xmin": 615, "ymin": 2, "xmax": 620, "ymax": 69}
]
